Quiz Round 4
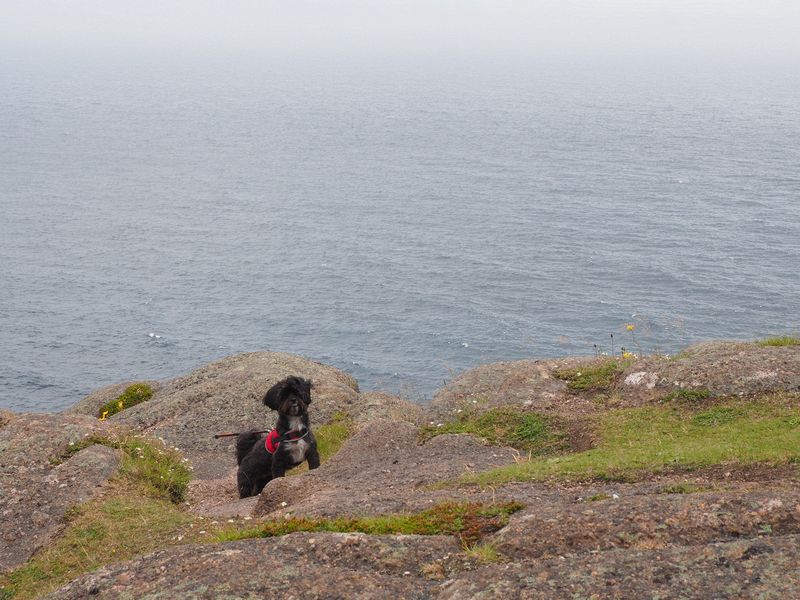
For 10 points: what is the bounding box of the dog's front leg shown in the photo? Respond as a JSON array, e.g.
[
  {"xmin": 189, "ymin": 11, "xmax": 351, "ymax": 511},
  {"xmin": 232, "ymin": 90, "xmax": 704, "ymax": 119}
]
[
  {"xmin": 307, "ymin": 446, "xmax": 320, "ymax": 470},
  {"xmin": 271, "ymin": 458, "xmax": 287, "ymax": 479}
]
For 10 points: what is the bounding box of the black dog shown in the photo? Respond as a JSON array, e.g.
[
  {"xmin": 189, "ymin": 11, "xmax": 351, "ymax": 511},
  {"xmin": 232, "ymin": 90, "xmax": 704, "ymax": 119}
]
[{"xmin": 236, "ymin": 376, "xmax": 321, "ymax": 498}]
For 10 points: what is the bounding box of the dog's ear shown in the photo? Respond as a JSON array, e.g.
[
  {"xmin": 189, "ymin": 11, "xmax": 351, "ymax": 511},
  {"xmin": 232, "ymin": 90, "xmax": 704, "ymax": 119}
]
[
  {"xmin": 262, "ymin": 380, "xmax": 285, "ymax": 410},
  {"xmin": 299, "ymin": 378, "xmax": 313, "ymax": 404}
]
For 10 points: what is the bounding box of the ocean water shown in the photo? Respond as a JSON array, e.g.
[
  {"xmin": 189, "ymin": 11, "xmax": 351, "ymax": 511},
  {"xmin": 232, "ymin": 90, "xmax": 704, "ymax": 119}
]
[{"xmin": 1, "ymin": 56, "xmax": 799, "ymax": 412}]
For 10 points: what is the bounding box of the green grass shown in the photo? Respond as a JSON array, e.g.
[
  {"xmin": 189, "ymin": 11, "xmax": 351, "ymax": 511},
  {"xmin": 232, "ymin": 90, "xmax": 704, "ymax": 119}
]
[
  {"xmin": 315, "ymin": 413, "xmax": 354, "ymax": 462},
  {"xmin": 553, "ymin": 359, "xmax": 632, "ymax": 391},
  {"xmin": 463, "ymin": 541, "xmax": 505, "ymax": 563},
  {"xmin": 287, "ymin": 412, "xmax": 355, "ymax": 476},
  {"xmin": 55, "ymin": 435, "xmax": 191, "ymax": 503},
  {"xmin": 419, "ymin": 407, "xmax": 566, "ymax": 455},
  {"xmin": 585, "ymin": 493, "xmax": 612, "ymax": 502},
  {"xmin": 1, "ymin": 436, "xmax": 195, "ymax": 599},
  {"xmin": 98, "ymin": 383, "xmax": 154, "ymax": 419},
  {"xmin": 757, "ymin": 336, "xmax": 800, "ymax": 347},
  {"xmin": 213, "ymin": 502, "xmax": 523, "ymax": 547},
  {"xmin": 462, "ymin": 396, "xmax": 800, "ymax": 486},
  {"xmin": 661, "ymin": 388, "xmax": 712, "ymax": 403}
]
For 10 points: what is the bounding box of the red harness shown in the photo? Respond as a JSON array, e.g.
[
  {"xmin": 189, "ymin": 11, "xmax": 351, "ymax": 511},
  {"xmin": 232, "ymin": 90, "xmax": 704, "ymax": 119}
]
[{"xmin": 264, "ymin": 429, "xmax": 305, "ymax": 454}]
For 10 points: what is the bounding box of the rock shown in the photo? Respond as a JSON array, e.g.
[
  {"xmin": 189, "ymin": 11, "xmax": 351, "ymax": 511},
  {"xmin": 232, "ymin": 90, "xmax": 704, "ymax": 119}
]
[
  {"xmin": 493, "ymin": 488, "xmax": 800, "ymax": 559},
  {"xmin": 1, "ymin": 437, "xmax": 120, "ymax": 572},
  {"xmin": 106, "ymin": 352, "xmax": 361, "ymax": 479},
  {"xmin": 349, "ymin": 391, "xmax": 424, "ymax": 426},
  {"xmin": 439, "ymin": 534, "xmax": 800, "ymax": 599},
  {"xmin": 619, "ymin": 341, "xmax": 800, "ymax": 403},
  {"xmin": 253, "ymin": 419, "xmax": 516, "ymax": 518},
  {"xmin": 0, "ymin": 412, "xmax": 114, "ymax": 467},
  {"xmin": 427, "ymin": 357, "xmax": 596, "ymax": 423},
  {"xmin": 45, "ymin": 533, "xmax": 462, "ymax": 599},
  {"xmin": 62, "ymin": 380, "xmax": 162, "ymax": 418}
]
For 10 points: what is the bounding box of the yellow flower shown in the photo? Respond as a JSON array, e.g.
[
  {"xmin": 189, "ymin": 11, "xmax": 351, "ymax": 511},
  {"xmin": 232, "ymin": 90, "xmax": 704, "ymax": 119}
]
[
  {"xmin": 117, "ymin": 400, "xmax": 124, "ymax": 409},
  {"xmin": 622, "ymin": 351, "xmax": 634, "ymax": 359},
  {"xmin": 100, "ymin": 410, "xmax": 109, "ymax": 420},
  {"xmin": 626, "ymin": 324, "xmax": 635, "ymax": 331}
]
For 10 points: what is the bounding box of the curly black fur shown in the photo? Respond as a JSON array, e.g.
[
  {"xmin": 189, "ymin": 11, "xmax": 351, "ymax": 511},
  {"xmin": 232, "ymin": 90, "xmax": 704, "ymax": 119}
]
[{"xmin": 236, "ymin": 376, "xmax": 321, "ymax": 499}]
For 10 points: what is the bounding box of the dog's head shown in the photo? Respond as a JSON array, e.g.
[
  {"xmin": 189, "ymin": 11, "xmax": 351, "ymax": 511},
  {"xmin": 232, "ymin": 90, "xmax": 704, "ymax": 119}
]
[{"xmin": 263, "ymin": 376, "xmax": 313, "ymax": 416}]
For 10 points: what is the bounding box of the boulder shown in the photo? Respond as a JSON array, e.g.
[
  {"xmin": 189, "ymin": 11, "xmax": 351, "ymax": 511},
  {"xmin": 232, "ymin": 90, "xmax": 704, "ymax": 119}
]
[
  {"xmin": 46, "ymin": 533, "xmax": 462, "ymax": 600},
  {"xmin": 62, "ymin": 380, "xmax": 162, "ymax": 418},
  {"xmin": 619, "ymin": 341, "xmax": 800, "ymax": 403},
  {"xmin": 349, "ymin": 391, "xmax": 424, "ymax": 426},
  {"xmin": 493, "ymin": 487, "xmax": 800, "ymax": 560},
  {"xmin": 254, "ymin": 419, "xmax": 516, "ymax": 518},
  {"xmin": 439, "ymin": 534, "xmax": 800, "ymax": 599},
  {"xmin": 0, "ymin": 413, "xmax": 120, "ymax": 573},
  {"xmin": 105, "ymin": 352, "xmax": 361, "ymax": 479},
  {"xmin": 427, "ymin": 357, "xmax": 596, "ymax": 423}
]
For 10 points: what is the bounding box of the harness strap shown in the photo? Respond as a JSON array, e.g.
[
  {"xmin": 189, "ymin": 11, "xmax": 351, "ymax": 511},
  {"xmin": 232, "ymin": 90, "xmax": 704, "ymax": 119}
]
[{"xmin": 264, "ymin": 429, "xmax": 306, "ymax": 454}]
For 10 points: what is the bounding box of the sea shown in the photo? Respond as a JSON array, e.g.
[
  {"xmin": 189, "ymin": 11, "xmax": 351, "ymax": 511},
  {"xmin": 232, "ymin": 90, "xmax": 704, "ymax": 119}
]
[{"xmin": 1, "ymin": 54, "xmax": 799, "ymax": 412}]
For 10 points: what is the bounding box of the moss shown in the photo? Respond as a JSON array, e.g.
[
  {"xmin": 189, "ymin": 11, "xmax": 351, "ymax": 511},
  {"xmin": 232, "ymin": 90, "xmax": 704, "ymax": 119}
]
[
  {"xmin": 757, "ymin": 336, "xmax": 800, "ymax": 347},
  {"xmin": 419, "ymin": 407, "xmax": 566, "ymax": 455},
  {"xmin": 98, "ymin": 383, "xmax": 154, "ymax": 419},
  {"xmin": 462, "ymin": 395, "xmax": 800, "ymax": 486},
  {"xmin": 553, "ymin": 359, "xmax": 632, "ymax": 392},
  {"xmin": 213, "ymin": 502, "xmax": 523, "ymax": 547}
]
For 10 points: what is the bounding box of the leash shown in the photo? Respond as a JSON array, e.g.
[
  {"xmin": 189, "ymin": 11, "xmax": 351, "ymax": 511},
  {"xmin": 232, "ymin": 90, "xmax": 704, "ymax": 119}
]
[
  {"xmin": 214, "ymin": 429, "xmax": 309, "ymax": 441},
  {"xmin": 213, "ymin": 430, "xmax": 271, "ymax": 439}
]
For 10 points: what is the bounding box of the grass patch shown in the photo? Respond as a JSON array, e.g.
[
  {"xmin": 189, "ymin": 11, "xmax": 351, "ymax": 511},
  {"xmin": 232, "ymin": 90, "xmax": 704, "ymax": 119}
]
[
  {"xmin": 213, "ymin": 502, "xmax": 523, "ymax": 547},
  {"xmin": 585, "ymin": 493, "xmax": 612, "ymax": 502},
  {"xmin": 419, "ymin": 407, "xmax": 566, "ymax": 455},
  {"xmin": 462, "ymin": 397, "xmax": 800, "ymax": 486},
  {"xmin": 554, "ymin": 359, "xmax": 632, "ymax": 392},
  {"xmin": 315, "ymin": 412, "xmax": 354, "ymax": 462},
  {"xmin": 287, "ymin": 412, "xmax": 355, "ymax": 476},
  {"xmin": 54, "ymin": 435, "xmax": 191, "ymax": 503},
  {"xmin": 1, "ymin": 436, "xmax": 195, "ymax": 599},
  {"xmin": 98, "ymin": 383, "xmax": 154, "ymax": 419},
  {"xmin": 661, "ymin": 388, "xmax": 712, "ymax": 403},
  {"xmin": 0, "ymin": 488, "xmax": 198, "ymax": 600},
  {"xmin": 757, "ymin": 336, "xmax": 800, "ymax": 347},
  {"xmin": 463, "ymin": 541, "xmax": 505, "ymax": 563}
]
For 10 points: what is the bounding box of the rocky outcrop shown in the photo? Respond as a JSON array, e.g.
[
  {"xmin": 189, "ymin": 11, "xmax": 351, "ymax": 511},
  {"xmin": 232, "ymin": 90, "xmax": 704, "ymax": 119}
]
[
  {"xmin": 428, "ymin": 342, "xmax": 800, "ymax": 425},
  {"xmin": 45, "ymin": 533, "xmax": 463, "ymax": 600},
  {"xmin": 427, "ymin": 356, "xmax": 594, "ymax": 423},
  {"xmin": 0, "ymin": 414, "xmax": 120, "ymax": 572},
  {"xmin": 619, "ymin": 341, "xmax": 800, "ymax": 403},
  {"xmin": 440, "ymin": 534, "xmax": 800, "ymax": 599},
  {"xmin": 107, "ymin": 352, "xmax": 361, "ymax": 479},
  {"xmin": 5, "ymin": 341, "xmax": 800, "ymax": 598},
  {"xmin": 493, "ymin": 487, "xmax": 800, "ymax": 559},
  {"xmin": 253, "ymin": 419, "xmax": 516, "ymax": 518},
  {"xmin": 61, "ymin": 380, "xmax": 162, "ymax": 417}
]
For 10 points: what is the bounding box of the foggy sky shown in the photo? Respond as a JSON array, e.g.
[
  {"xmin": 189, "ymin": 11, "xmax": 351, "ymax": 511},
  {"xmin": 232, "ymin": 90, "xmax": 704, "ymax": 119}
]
[{"xmin": 2, "ymin": 1, "xmax": 799, "ymax": 63}]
